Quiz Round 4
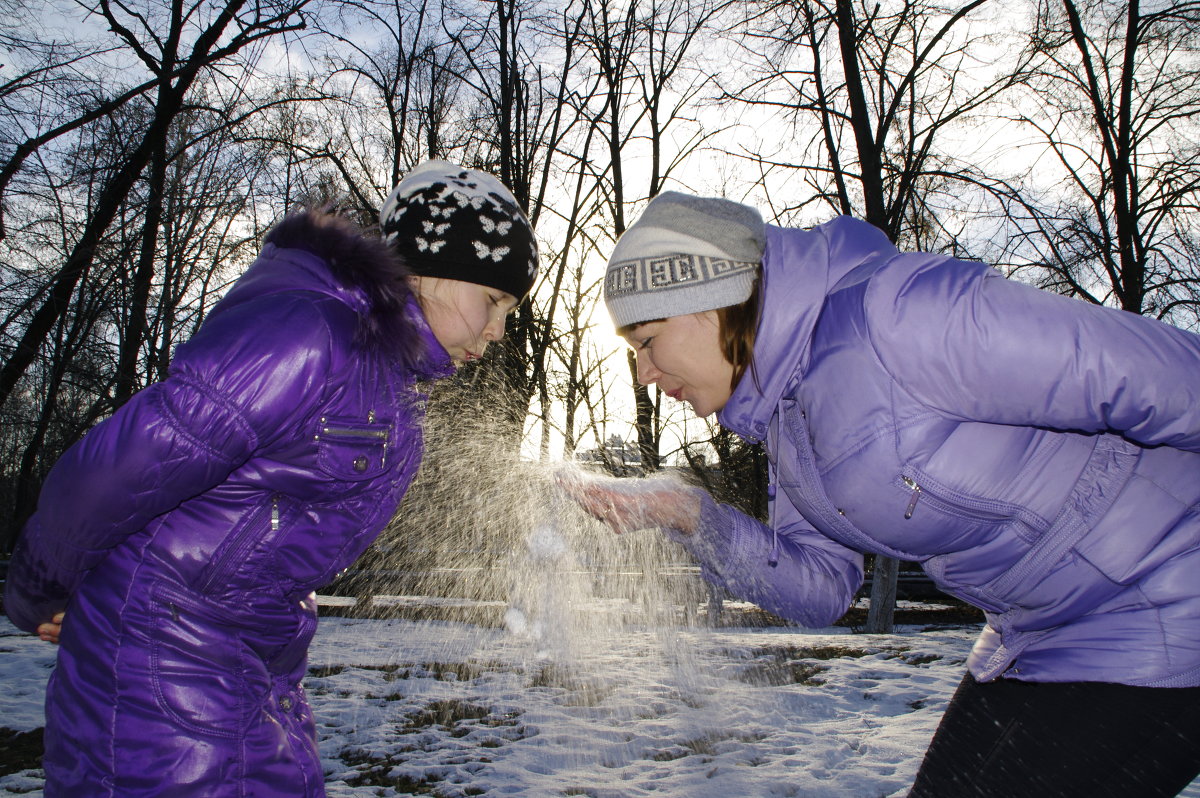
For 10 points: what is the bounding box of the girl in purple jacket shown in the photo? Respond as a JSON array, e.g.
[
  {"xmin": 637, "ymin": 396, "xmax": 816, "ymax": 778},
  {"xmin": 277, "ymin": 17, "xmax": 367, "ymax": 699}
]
[
  {"xmin": 3, "ymin": 160, "xmax": 537, "ymax": 797},
  {"xmin": 564, "ymin": 191, "xmax": 1200, "ymax": 797}
]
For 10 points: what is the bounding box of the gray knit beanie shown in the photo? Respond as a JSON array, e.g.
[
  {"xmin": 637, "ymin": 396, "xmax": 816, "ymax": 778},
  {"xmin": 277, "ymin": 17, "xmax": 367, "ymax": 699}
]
[{"xmin": 604, "ymin": 191, "xmax": 765, "ymax": 328}]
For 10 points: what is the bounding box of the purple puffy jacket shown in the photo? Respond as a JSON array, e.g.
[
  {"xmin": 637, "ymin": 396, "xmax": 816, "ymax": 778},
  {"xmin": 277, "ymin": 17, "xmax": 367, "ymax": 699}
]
[
  {"xmin": 4, "ymin": 213, "xmax": 452, "ymax": 796},
  {"xmin": 688, "ymin": 218, "xmax": 1200, "ymax": 688}
]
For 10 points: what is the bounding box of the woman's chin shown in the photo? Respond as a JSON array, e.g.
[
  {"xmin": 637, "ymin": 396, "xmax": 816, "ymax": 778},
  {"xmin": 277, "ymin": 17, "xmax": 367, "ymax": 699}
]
[{"xmin": 689, "ymin": 395, "xmax": 731, "ymax": 419}]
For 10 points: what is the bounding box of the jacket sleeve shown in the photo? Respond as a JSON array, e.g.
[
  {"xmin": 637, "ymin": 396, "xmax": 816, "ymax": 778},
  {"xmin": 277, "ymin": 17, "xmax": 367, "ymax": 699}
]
[
  {"xmin": 867, "ymin": 255, "xmax": 1200, "ymax": 452},
  {"xmin": 674, "ymin": 483, "xmax": 864, "ymax": 628},
  {"xmin": 3, "ymin": 294, "xmax": 339, "ymax": 633}
]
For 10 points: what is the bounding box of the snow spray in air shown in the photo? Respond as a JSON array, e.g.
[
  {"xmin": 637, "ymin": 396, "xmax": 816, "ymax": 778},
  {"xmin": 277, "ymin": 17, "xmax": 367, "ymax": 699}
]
[{"xmin": 324, "ymin": 372, "xmax": 721, "ymax": 697}]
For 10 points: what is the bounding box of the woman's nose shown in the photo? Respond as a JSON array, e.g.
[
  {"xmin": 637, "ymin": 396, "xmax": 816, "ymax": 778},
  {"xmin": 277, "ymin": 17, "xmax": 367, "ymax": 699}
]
[{"xmin": 635, "ymin": 351, "xmax": 661, "ymax": 386}]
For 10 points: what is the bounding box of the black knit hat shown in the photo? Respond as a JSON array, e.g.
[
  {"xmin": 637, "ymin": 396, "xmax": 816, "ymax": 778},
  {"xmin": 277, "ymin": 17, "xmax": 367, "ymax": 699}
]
[{"xmin": 379, "ymin": 160, "xmax": 539, "ymax": 300}]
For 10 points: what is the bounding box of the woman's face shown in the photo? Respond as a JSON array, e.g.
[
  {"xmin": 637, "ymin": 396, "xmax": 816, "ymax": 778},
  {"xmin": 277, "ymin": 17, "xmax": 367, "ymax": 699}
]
[
  {"xmin": 623, "ymin": 311, "xmax": 735, "ymax": 418},
  {"xmin": 413, "ymin": 276, "xmax": 519, "ymax": 366}
]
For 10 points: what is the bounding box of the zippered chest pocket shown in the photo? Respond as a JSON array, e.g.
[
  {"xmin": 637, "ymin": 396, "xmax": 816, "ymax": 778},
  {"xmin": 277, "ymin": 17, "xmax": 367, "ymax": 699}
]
[{"xmin": 315, "ymin": 416, "xmax": 392, "ymax": 481}]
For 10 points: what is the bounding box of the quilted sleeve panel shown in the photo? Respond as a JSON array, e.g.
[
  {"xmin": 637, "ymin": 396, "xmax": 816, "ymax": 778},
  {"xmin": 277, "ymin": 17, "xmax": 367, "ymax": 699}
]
[
  {"xmin": 867, "ymin": 256, "xmax": 1200, "ymax": 452},
  {"xmin": 683, "ymin": 491, "xmax": 864, "ymax": 629}
]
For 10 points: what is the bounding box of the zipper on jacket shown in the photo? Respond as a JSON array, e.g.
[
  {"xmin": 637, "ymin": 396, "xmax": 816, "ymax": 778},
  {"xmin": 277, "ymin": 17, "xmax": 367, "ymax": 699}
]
[
  {"xmin": 201, "ymin": 494, "xmax": 282, "ymax": 593},
  {"xmin": 318, "ymin": 424, "xmax": 389, "ymax": 442},
  {"xmin": 766, "ymin": 483, "xmax": 780, "ymax": 567},
  {"xmin": 902, "ymin": 476, "xmax": 922, "ymax": 519}
]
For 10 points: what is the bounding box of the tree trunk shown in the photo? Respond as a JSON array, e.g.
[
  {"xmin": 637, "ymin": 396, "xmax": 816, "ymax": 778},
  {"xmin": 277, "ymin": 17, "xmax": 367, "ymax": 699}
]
[
  {"xmin": 114, "ymin": 138, "xmax": 169, "ymax": 406},
  {"xmin": 628, "ymin": 350, "xmax": 660, "ymax": 472},
  {"xmin": 865, "ymin": 554, "xmax": 900, "ymax": 633}
]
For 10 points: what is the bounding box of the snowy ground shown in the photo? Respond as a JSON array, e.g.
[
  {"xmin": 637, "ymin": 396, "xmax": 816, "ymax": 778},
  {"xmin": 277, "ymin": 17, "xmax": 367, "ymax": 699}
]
[{"xmin": 3, "ymin": 603, "xmax": 1199, "ymax": 798}]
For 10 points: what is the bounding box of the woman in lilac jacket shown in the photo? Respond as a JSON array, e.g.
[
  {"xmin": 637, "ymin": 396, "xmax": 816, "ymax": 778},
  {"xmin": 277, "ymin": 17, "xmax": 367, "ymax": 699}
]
[
  {"xmin": 566, "ymin": 191, "xmax": 1200, "ymax": 797},
  {"xmin": 3, "ymin": 160, "xmax": 538, "ymax": 797}
]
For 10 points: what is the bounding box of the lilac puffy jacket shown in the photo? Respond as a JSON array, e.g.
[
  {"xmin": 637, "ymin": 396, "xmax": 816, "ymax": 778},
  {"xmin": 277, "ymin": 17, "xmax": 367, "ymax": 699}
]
[
  {"xmin": 4, "ymin": 213, "xmax": 452, "ymax": 796},
  {"xmin": 690, "ymin": 218, "xmax": 1200, "ymax": 688}
]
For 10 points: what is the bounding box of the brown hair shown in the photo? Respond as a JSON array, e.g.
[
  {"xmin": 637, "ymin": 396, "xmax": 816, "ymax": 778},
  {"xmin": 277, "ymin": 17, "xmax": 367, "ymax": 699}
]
[
  {"xmin": 717, "ymin": 276, "xmax": 761, "ymax": 389},
  {"xmin": 617, "ymin": 276, "xmax": 762, "ymax": 391}
]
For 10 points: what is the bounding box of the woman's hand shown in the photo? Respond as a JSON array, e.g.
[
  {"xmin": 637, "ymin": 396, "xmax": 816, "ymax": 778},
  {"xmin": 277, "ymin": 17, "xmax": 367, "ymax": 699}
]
[
  {"xmin": 37, "ymin": 612, "xmax": 65, "ymax": 644},
  {"xmin": 556, "ymin": 470, "xmax": 701, "ymax": 535}
]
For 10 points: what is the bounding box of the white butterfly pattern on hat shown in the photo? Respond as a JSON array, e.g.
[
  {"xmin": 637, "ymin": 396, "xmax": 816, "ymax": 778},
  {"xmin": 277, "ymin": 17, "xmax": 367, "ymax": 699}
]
[
  {"xmin": 450, "ymin": 189, "xmax": 487, "ymax": 210},
  {"xmin": 422, "ymin": 220, "xmax": 450, "ymax": 235},
  {"xmin": 473, "ymin": 241, "xmax": 510, "ymax": 262},
  {"xmin": 416, "ymin": 237, "xmax": 446, "ymax": 253},
  {"xmin": 449, "ymin": 189, "xmax": 487, "ymax": 210},
  {"xmin": 479, "ymin": 216, "xmax": 512, "ymax": 236}
]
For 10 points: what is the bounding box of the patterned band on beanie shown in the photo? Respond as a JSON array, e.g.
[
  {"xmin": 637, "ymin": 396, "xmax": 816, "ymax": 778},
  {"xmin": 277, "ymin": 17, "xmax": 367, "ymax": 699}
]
[
  {"xmin": 605, "ymin": 254, "xmax": 758, "ymax": 328},
  {"xmin": 379, "ymin": 160, "xmax": 539, "ymax": 300}
]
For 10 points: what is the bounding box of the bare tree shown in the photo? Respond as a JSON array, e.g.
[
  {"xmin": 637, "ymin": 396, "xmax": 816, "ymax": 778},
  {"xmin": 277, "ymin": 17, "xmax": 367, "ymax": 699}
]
[
  {"xmin": 4, "ymin": 270, "xmax": 124, "ymax": 548},
  {"xmin": 438, "ymin": 0, "xmax": 588, "ymax": 452},
  {"xmin": 298, "ymin": 0, "xmax": 467, "ymax": 212},
  {"xmin": 535, "ymin": 130, "xmax": 610, "ymax": 460},
  {"xmin": 681, "ymin": 422, "xmax": 768, "ymax": 521},
  {"xmin": 733, "ymin": 0, "xmax": 1027, "ymax": 238},
  {"xmin": 0, "ymin": 0, "xmax": 313, "ymax": 411},
  {"xmin": 993, "ymin": 0, "xmax": 1200, "ymax": 327},
  {"xmin": 571, "ymin": 0, "xmax": 729, "ymax": 473}
]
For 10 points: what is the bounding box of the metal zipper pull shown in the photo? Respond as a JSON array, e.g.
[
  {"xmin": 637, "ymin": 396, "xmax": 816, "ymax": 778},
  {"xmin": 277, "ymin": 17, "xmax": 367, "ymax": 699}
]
[
  {"xmin": 319, "ymin": 425, "xmax": 389, "ymax": 441},
  {"xmin": 902, "ymin": 477, "xmax": 921, "ymax": 519},
  {"xmin": 271, "ymin": 496, "xmax": 280, "ymax": 532}
]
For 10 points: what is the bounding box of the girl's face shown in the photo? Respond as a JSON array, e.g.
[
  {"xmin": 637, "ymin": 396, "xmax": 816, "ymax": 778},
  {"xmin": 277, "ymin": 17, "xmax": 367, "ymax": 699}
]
[
  {"xmin": 412, "ymin": 276, "xmax": 519, "ymax": 366},
  {"xmin": 623, "ymin": 311, "xmax": 735, "ymax": 418}
]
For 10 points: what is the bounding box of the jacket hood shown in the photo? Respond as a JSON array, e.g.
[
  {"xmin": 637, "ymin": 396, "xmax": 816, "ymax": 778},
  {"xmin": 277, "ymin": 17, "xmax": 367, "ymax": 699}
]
[
  {"xmin": 719, "ymin": 217, "xmax": 898, "ymax": 442},
  {"xmin": 221, "ymin": 211, "xmax": 453, "ymax": 380}
]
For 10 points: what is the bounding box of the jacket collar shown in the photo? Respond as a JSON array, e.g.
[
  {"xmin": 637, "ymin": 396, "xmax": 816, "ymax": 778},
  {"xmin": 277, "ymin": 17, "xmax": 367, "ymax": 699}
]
[
  {"xmin": 718, "ymin": 217, "xmax": 897, "ymax": 443},
  {"xmin": 405, "ymin": 295, "xmax": 456, "ymax": 380}
]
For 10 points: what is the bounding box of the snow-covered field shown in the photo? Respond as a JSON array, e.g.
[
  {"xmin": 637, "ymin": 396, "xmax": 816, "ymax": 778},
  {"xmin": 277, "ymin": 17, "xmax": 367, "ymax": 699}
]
[{"xmin": 2, "ymin": 603, "xmax": 1199, "ymax": 798}]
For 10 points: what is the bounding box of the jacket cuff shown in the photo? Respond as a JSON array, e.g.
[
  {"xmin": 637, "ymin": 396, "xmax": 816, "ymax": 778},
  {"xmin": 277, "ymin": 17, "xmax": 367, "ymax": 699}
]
[
  {"xmin": 3, "ymin": 521, "xmax": 70, "ymax": 634},
  {"xmin": 664, "ymin": 491, "xmax": 741, "ymax": 578}
]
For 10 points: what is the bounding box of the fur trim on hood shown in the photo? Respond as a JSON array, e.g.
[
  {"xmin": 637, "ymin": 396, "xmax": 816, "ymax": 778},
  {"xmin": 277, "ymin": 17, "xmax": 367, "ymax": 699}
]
[{"xmin": 264, "ymin": 210, "xmax": 427, "ymax": 369}]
